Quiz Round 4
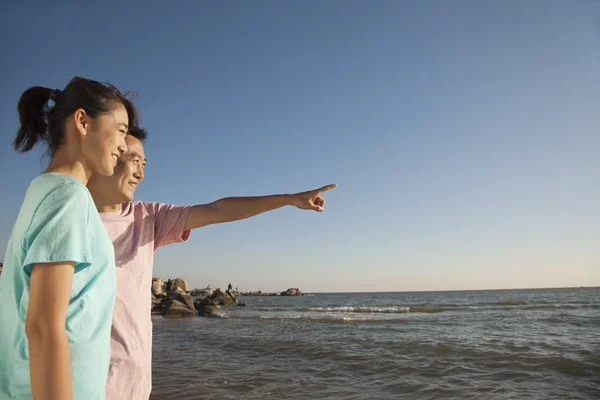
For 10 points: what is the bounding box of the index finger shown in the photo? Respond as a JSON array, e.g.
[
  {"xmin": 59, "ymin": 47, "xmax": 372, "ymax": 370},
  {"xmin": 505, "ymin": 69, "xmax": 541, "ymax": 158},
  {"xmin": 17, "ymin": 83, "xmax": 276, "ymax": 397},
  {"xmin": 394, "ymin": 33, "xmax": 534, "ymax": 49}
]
[{"xmin": 318, "ymin": 184, "xmax": 337, "ymax": 193}]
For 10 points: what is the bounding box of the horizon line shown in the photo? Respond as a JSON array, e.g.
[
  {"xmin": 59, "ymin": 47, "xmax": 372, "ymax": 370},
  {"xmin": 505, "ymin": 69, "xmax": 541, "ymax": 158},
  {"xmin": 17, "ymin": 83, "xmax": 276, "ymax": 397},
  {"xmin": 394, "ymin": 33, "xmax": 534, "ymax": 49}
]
[{"xmin": 233, "ymin": 286, "xmax": 599, "ymax": 295}]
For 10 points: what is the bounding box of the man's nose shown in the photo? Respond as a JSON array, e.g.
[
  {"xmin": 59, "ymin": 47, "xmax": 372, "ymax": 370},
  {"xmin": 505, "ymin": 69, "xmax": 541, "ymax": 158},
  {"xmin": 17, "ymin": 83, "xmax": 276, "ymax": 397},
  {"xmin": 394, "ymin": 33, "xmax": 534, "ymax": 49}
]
[{"xmin": 134, "ymin": 166, "xmax": 144, "ymax": 181}]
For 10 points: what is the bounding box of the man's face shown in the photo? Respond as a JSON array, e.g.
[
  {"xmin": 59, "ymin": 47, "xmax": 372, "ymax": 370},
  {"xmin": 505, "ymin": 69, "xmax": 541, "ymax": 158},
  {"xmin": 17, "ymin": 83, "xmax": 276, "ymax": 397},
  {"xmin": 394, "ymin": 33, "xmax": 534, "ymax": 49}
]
[{"xmin": 107, "ymin": 135, "xmax": 146, "ymax": 203}]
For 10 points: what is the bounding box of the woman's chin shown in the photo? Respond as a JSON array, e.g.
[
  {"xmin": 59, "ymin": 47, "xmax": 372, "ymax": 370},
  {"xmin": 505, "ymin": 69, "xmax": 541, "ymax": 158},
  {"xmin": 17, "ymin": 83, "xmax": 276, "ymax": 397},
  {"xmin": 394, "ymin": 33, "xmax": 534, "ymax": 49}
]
[{"xmin": 96, "ymin": 166, "xmax": 115, "ymax": 177}]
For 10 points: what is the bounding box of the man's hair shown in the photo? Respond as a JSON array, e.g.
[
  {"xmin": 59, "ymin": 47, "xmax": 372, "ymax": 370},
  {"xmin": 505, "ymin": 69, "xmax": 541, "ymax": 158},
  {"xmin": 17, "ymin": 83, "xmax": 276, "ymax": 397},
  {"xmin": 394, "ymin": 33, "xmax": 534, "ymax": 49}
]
[{"xmin": 128, "ymin": 125, "xmax": 147, "ymax": 142}]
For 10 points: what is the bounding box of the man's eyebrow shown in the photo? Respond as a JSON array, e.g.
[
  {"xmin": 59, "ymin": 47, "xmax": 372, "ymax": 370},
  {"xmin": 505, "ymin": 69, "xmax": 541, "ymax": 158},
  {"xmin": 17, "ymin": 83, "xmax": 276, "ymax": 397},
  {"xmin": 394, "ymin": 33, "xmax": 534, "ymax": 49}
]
[{"xmin": 128, "ymin": 151, "xmax": 147, "ymax": 161}]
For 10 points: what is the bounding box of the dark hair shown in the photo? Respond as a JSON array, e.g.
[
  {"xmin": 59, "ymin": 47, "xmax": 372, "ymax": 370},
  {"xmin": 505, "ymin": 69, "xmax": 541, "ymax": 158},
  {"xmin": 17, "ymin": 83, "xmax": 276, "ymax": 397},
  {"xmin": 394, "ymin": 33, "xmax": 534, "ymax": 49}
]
[
  {"xmin": 127, "ymin": 125, "xmax": 147, "ymax": 142},
  {"xmin": 14, "ymin": 76, "xmax": 140, "ymax": 156}
]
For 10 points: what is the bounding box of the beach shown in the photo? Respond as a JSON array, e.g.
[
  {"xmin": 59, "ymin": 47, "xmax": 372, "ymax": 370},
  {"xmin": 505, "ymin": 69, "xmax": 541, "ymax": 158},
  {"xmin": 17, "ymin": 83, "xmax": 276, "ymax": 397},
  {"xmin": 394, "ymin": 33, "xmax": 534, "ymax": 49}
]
[{"xmin": 150, "ymin": 287, "xmax": 599, "ymax": 399}]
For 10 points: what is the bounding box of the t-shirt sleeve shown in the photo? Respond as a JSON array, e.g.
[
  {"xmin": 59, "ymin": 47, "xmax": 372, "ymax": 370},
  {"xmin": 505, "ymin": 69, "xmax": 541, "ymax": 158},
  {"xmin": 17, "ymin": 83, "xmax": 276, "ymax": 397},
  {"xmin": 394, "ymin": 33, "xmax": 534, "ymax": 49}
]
[
  {"xmin": 22, "ymin": 183, "xmax": 94, "ymax": 276},
  {"xmin": 143, "ymin": 202, "xmax": 192, "ymax": 251}
]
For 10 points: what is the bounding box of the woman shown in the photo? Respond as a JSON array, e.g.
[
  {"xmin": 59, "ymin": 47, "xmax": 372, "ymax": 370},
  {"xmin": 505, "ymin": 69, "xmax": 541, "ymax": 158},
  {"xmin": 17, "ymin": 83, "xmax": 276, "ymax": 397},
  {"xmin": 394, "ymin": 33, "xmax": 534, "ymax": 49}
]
[{"xmin": 0, "ymin": 77, "xmax": 139, "ymax": 399}]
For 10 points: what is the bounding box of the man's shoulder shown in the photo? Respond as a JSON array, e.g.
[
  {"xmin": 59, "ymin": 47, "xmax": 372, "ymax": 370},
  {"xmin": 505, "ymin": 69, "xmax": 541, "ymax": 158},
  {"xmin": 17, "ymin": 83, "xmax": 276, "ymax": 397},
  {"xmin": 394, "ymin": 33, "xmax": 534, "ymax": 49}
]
[
  {"xmin": 133, "ymin": 201, "xmax": 183, "ymax": 216},
  {"xmin": 100, "ymin": 201, "xmax": 151, "ymax": 223},
  {"xmin": 126, "ymin": 201, "xmax": 156, "ymax": 219},
  {"xmin": 101, "ymin": 202, "xmax": 156, "ymax": 236}
]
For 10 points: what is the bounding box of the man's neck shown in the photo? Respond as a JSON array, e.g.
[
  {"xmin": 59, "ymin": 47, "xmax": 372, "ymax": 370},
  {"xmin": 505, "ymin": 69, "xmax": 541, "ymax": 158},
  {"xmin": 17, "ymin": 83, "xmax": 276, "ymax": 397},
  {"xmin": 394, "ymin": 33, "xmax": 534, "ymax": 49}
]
[
  {"xmin": 96, "ymin": 202, "xmax": 122, "ymax": 213},
  {"xmin": 88, "ymin": 186, "xmax": 123, "ymax": 213}
]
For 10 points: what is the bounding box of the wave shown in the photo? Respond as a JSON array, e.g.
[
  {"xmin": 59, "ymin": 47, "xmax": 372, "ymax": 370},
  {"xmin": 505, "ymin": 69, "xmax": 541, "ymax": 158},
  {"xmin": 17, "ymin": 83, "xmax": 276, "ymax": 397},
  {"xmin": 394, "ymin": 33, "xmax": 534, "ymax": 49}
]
[
  {"xmin": 478, "ymin": 301, "xmax": 528, "ymax": 306},
  {"xmin": 522, "ymin": 304, "xmax": 577, "ymax": 310},
  {"xmin": 296, "ymin": 306, "xmax": 454, "ymax": 314},
  {"xmin": 297, "ymin": 306, "xmax": 409, "ymax": 314},
  {"xmin": 248, "ymin": 303, "xmax": 597, "ymax": 316},
  {"xmin": 235, "ymin": 315, "xmax": 410, "ymax": 324},
  {"xmin": 292, "ymin": 304, "xmax": 595, "ymax": 313}
]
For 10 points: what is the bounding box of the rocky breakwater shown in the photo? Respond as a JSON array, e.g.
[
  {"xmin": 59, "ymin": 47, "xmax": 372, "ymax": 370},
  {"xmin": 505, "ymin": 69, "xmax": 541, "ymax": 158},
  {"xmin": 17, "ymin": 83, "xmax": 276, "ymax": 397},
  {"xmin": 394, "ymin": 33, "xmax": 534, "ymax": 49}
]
[
  {"xmin": 151, "ymin": 277, "xmax": 196, "ymax": 318},
  {"xmin": 193, "ymin": 288, "xmax": 239, "ymax": 317},
  {"xmin": 151, "ymin": 278, "xmax": 241, "ymax": 318},
  {"xmin": 240, "ymin": 287, "xmax": 303, "ymax": 296},
  {"xmin": 151, "ymin": 279, "xmax": 303, "ymax": 318}
]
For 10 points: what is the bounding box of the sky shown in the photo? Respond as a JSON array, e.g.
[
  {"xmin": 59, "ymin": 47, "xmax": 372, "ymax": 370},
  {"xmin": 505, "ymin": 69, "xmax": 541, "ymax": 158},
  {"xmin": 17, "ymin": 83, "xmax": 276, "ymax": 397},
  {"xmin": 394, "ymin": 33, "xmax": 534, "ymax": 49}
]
[{"xmin": 0, "ymin": 1, "xmax": 598, "ymax": 292}]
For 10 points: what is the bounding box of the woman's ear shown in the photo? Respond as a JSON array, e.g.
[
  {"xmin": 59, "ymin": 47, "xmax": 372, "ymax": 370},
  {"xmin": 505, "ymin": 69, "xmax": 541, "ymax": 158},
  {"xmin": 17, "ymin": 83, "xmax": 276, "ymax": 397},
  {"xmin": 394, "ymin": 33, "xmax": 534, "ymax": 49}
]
[{"xmin": 73, "ymin": 108, "xmax": 89, "ymax": 136}]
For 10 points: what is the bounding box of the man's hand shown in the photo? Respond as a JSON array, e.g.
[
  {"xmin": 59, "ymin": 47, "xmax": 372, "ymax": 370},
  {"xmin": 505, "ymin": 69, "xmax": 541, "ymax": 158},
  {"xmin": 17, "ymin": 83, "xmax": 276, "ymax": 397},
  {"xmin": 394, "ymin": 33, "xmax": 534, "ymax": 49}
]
[{"xmin": 290, "ymin": 184, "xmax": 337, "ymax": 212}]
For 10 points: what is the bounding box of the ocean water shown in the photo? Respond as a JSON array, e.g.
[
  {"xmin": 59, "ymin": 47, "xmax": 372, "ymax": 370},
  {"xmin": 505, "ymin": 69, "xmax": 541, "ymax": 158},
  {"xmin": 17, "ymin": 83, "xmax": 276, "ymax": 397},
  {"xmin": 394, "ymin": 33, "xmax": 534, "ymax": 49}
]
[{"xmin": 150, "ymin": 288, "xmax": 599, "ymax": 399}]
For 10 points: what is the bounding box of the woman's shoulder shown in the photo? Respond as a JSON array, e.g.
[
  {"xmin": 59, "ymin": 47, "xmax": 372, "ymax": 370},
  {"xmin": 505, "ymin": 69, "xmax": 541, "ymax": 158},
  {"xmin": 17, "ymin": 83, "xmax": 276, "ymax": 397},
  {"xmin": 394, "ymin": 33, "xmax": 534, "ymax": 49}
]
[
  {"xmin": 21, "ymin": 173, "xmax": 92, "ymax": 225},
  {"xmin": 27, "ymin": 173, "xmax": 90, "ymax": 202}
]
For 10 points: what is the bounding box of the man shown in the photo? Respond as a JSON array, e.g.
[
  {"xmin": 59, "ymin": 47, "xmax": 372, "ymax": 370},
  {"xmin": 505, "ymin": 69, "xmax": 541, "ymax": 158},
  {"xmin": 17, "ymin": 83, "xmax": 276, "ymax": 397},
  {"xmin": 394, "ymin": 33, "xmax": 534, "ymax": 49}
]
[{"xmin": 86, "ymin": 129, "xmax": 335, "ymax": 399}]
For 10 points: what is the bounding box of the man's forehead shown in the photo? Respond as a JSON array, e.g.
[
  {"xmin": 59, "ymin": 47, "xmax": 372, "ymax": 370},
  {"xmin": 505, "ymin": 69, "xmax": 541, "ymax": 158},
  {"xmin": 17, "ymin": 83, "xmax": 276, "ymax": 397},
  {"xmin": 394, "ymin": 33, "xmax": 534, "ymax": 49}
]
[{"xmin": 125, "ymin": 136, "xmax": 146, "ymax": 158}]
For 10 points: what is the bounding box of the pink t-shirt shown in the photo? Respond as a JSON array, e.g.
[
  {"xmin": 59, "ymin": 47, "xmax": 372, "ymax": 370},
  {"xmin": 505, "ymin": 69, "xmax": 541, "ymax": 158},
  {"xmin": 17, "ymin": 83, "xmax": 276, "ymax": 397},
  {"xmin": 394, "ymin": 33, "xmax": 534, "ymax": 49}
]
[{"xmin": 100, "ymin": 201, "xmax": 191, "ymax": 400}]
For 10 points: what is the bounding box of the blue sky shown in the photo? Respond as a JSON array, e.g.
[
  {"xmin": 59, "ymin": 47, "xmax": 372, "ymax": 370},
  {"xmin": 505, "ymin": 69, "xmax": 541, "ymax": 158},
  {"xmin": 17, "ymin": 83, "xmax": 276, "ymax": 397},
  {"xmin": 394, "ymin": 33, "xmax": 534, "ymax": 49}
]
[{"xmin": 0, "ymin": 1, "xmax": 598, "ymax": 292}]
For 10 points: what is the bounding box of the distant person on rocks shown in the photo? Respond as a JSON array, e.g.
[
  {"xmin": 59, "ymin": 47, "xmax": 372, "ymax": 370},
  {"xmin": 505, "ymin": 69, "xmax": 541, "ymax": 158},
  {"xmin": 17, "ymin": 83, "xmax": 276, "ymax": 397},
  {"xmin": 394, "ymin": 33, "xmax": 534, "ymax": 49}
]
[{"xmin": 86, "ymin": 132, "xmax": 336, "ymax": 399}]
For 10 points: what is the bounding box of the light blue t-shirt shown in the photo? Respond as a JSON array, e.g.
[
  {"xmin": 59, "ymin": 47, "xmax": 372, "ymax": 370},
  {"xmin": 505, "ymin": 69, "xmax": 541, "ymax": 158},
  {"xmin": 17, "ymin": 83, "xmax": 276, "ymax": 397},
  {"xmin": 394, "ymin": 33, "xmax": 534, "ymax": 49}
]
[{"xmin": 0, "ymin": 173, "xmax": 116, "ymax": 399}]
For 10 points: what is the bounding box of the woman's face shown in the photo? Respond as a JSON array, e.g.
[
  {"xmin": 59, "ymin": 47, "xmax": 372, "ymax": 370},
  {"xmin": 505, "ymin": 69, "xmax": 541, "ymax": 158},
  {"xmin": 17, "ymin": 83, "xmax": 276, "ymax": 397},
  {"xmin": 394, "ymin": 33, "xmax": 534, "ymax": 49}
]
[{"xmin": 83, "ymin": 103, "xmax": 129, "ymax": 176}]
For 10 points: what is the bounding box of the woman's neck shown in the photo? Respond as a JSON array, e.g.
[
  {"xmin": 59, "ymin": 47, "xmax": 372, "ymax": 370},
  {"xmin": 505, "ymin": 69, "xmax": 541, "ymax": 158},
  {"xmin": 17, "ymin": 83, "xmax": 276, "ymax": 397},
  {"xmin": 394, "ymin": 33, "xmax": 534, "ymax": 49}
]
[{"xmin": 44, "ymin": 146, "xmax": 91, "ymax": 185}]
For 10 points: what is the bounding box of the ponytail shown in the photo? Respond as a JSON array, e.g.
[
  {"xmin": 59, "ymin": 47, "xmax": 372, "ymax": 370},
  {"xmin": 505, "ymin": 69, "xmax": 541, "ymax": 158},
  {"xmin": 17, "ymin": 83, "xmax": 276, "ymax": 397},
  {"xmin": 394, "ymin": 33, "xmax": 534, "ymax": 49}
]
[{"xmin": 14, "ymin": 87, "xmax": 54, "ymax": 152}]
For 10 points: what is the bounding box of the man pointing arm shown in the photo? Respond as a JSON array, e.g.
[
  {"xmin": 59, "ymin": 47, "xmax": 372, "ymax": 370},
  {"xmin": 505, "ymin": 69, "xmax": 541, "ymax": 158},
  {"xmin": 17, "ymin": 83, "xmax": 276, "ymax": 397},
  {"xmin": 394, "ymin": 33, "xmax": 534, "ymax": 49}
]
[
  {"xmin": 183, "ymin": 183, "xmax": 336, "ymax": 230},
  {"xmin": 87, "ymin": 131, "xmax": 335, "ymax": 400}
]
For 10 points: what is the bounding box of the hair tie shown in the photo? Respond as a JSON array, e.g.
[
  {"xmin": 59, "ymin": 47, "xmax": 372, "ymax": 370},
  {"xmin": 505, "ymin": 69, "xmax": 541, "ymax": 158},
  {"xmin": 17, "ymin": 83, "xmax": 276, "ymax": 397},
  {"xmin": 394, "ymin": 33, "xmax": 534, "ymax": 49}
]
[{"xmin": 49, "ymin": 89, "xmax": 62, "ymax": 102}]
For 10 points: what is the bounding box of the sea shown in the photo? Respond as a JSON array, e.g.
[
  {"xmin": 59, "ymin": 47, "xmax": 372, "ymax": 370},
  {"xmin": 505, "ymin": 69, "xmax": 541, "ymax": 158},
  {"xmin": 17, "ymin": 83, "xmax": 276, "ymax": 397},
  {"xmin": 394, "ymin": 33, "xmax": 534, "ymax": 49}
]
[{"xmin": 150, "ymin": 287, "xmax": 599, "ymax": 399}]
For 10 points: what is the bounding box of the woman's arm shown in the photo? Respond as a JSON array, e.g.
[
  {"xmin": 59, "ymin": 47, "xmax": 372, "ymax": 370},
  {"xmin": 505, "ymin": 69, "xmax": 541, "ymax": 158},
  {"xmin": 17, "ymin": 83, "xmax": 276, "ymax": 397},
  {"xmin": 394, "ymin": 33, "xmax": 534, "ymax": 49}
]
[{"xmin": 26, "ymin": 262, "xmax": 75, "ymax": 400}]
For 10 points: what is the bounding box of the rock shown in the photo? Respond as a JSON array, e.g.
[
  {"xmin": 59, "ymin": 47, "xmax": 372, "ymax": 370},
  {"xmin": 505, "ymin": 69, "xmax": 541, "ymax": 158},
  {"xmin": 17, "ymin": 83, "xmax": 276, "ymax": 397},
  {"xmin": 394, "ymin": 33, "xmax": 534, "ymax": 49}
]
[
  {"xmin": 197, "ymin": 305, "xmax": 219, "ymax": 316},
  {"xmin": 190, "ymin": 287, "xmax": 214, "ymax": 297},
  {"xmin": 194, "ymin": 298, "xmax": 212, "ymax": 310},
  {"xmin": 151, "ymin": 297, "xmax": 166, "ymax": 315},
  {"xmin": 225, "ymin": 289, "xmax": 236, "ymax": 301},
  {"xmin": 173, "ymin": 292, "xmax": 195, "ymax": 312},
  {"xmin": 151, "ymin": 304, "xmax": 164, "ymax": 315},
  {"xmin": 281, "ymin": 288, "xmax": 302, "ymax": 296},
  {"xmin": 212, "ymin": 295, "xmax": 233, "ymax": 306},
  {"xmin": 210, "ymin": 288, "xmax": 235, "ymax": 306},
  {"xmin": 152, "ymin": 277, "xmax": 164, "ymax": 296},
  {"xmin": 193, "ymin": 288, "xmax": 239, "ymax": 317},
  {"xmin": 242, "ymin": 290, "xmax": 263, "ymax": 296},
  {"xmin": 168, "ymin": 286, "xmax": 186, "ymax": 296},
  {"xmin": 162, "ymin": 299, "xmax": 195, "ymax": 318},
  {"xmin": 237, "ymin": 303, "xmax": 247, "ymax": 307},
  {"xmin": 163, "ymin": 309, "xmax": 195, "ymax": 318},
  {"xmin": 166, "ymin": 278, "xmax": 188, "ymax": 293}
]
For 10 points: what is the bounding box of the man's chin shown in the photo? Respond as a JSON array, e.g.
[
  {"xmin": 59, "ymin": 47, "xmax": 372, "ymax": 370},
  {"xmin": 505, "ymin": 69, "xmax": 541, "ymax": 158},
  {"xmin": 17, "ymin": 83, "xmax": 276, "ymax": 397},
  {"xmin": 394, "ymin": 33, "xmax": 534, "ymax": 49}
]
[{"xmin": 118, "ymin": 191, "xmax": 135, "ymax": 203}]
